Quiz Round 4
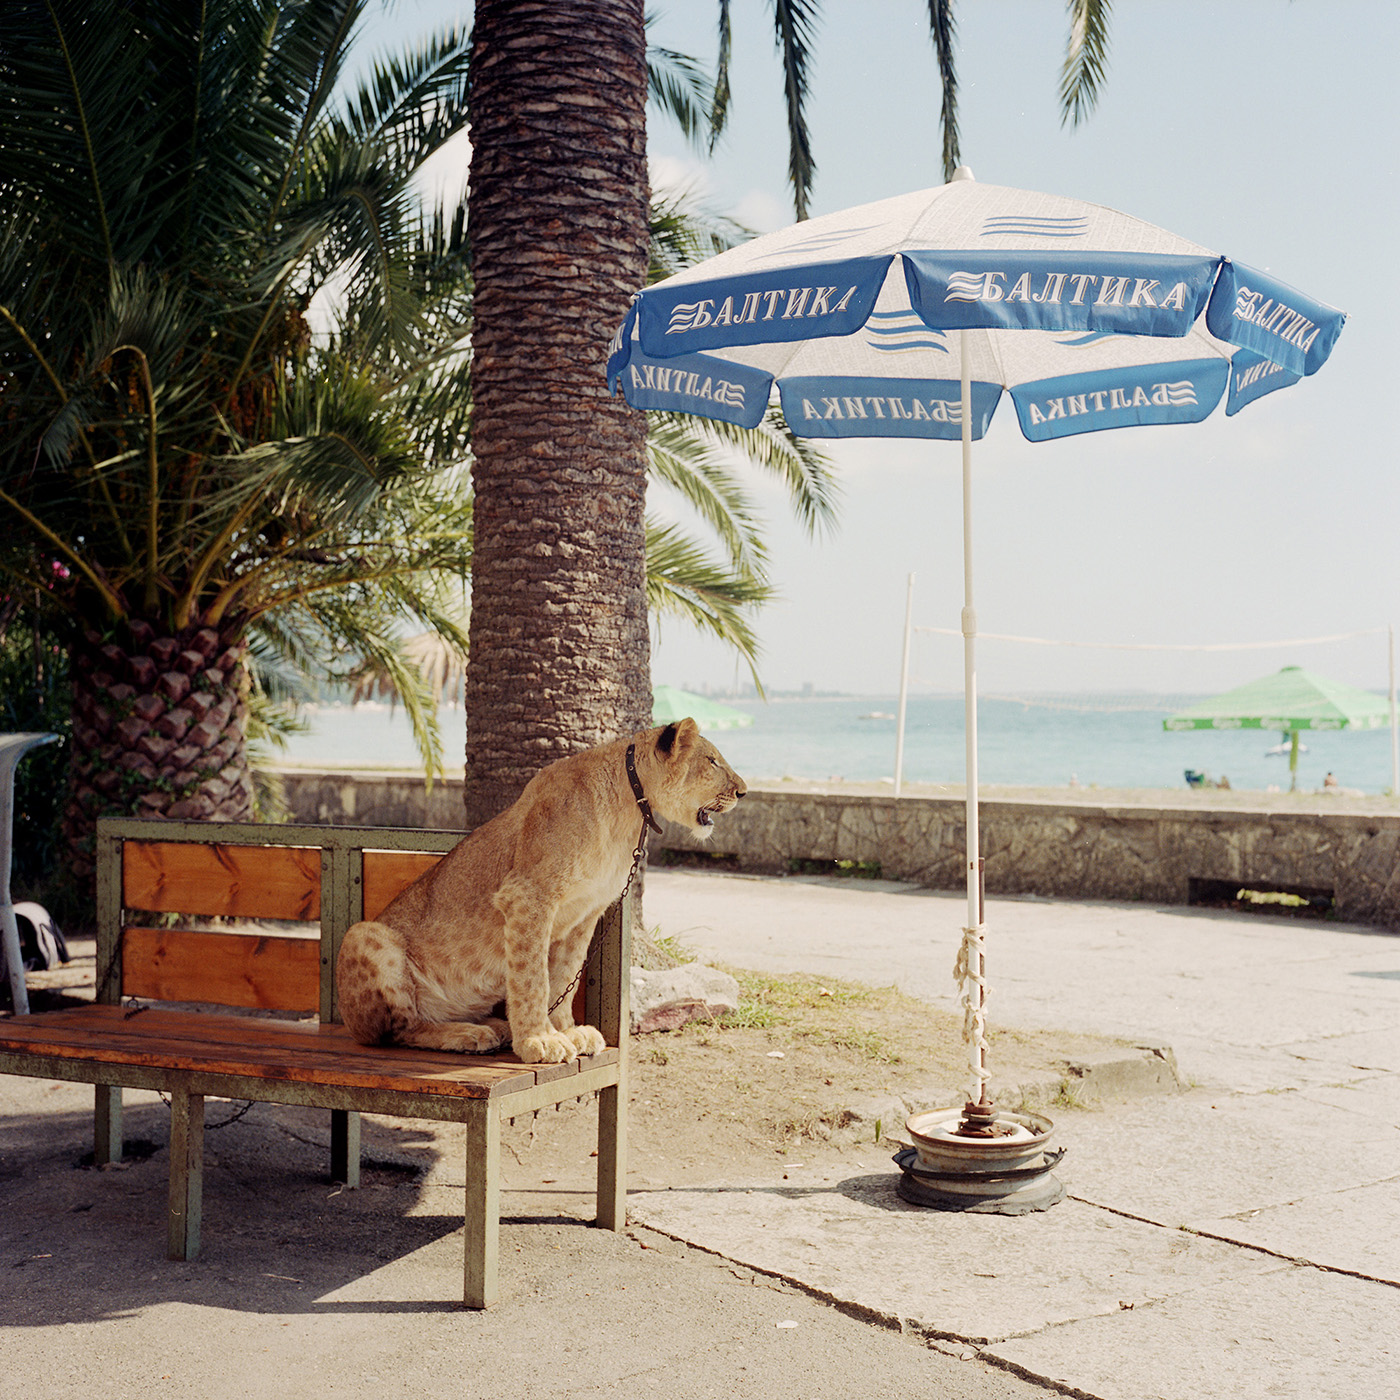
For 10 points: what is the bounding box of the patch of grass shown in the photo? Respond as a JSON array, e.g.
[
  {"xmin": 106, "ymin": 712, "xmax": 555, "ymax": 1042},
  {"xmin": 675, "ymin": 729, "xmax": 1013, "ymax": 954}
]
[
  {"xmin": 1236, "ymin": 887, "xmax": 1309, "ymax": 908},
  {"xmin": 792, "ymin": 1025, "xmax": 900, "ymax": 1064},
  {"xmin": 650, "ymin": 931, "xmax": 697, "ymax": 966},
  {"xmin": 715, "ymin": 998, "xmax": 781, "ymax": 1031},
  {"xmin": 1005, "ymin": 1076, "xmax": 1097, "ymax": 1114},
  {"xmin": 670, "ymin": 968, "xmax": 904, "ymax": 1065}
]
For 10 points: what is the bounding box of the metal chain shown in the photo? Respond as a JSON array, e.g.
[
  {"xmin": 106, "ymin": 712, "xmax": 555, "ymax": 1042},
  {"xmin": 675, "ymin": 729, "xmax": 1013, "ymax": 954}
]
[
  {"xmin": 548, "ymin": 808, "xmax": 650, "ymax": 1016},
  {"xmin": 119, "ymin": 1000, "xmax": 267, "ymax": 1129},
  {"xmin": 151, "ymin": 1085, "xmax": 257, "ymax": 1130}
]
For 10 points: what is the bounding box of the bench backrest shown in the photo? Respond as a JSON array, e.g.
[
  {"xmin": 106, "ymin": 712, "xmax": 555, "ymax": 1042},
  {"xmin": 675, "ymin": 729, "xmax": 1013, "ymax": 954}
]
[{"xmin": 96, "ymin": 820, "xmax": 477, "ymax": 1023}]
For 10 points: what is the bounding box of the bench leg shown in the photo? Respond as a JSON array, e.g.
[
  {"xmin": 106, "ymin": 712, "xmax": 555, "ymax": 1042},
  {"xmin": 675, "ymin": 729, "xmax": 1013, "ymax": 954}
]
[
  {"xmin": 95, "ymin": 1084, "xmax": 123, "ymax": 1166},
  {"xmin": 596, "ymin": 1082, "xmax": 627, "ymax": 1231},
  {"xmin": 462, "ymin": 1102, "xmax": 500, "ymax": 1309},
  {"xmin": 167, "ymin": 1086, "xmax": 204, "ymax": 1261},
  {"xmin": 330, "ymin": 1109, "xmax": 360, "ymax": 1188}
]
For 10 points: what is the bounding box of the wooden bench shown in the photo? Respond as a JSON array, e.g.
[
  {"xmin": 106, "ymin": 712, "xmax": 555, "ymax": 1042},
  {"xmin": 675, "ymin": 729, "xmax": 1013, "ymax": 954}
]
[{"xmin": 0, "ymin": 817, "xmax": 631, "ymax": 1308}]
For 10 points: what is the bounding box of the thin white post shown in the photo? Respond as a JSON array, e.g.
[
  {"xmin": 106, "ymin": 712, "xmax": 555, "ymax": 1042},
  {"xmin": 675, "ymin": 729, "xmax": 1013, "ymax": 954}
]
[
  {"xmin": 893, "ymin": 573, "xmax": 915, "ymax": 797},
  {"xmin": 1390, "ymin": 624, "xmax": 1398, "ymax": 798},
  {"xmin": 958, "ymin": 328, "xmax": 987, "ymax": 1109},
  {"xmin": 960, "ymin": 335, "xmax": 979, "ymax": 934}
]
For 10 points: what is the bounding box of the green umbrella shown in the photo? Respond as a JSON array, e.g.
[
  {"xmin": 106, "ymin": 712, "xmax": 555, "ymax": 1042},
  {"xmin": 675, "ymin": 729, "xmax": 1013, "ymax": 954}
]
[
  {"xmin": 652, "ymin": 685, "xmax": 753, "ymax": 732},
  {"xmin": 1163, "ymin": 666, "xmax": 1390, "ymax": 790}
]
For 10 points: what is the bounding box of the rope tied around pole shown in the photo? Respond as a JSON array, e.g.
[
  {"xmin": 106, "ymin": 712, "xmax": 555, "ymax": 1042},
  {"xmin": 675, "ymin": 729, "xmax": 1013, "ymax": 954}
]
[{"xmin": 954, "ymin": 923, "xmax": 991, "ymax": 1106}]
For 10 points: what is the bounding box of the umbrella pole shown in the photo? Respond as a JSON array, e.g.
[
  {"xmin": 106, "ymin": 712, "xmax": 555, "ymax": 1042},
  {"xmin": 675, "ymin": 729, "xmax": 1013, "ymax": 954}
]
[
  {"xmin": 1289, "ymin": 729, "xmax": 1299, "ymax": 791},
  {"xmin": 956, "ymin": 329, "xmax": 990, "ymax": 1120}
]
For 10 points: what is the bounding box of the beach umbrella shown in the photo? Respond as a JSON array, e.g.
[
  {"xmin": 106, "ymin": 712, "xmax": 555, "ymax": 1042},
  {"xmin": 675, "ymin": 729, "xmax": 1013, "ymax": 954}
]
[
  {"xmin": 1164, "ymin": 666, "xmax": 1389, "ymax": 790},
  {"xmin": 652, "ymin": 684, "xmax": 753, "ymax": 731},
  {"xmin": 607, "ymin": 169, "xmax": 1346, "ymax": 1140}
]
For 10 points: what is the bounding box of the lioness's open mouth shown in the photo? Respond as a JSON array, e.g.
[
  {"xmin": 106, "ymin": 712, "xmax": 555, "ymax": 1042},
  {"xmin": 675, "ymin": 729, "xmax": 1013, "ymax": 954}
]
[{"xmin": 696, "ymin": 807, "xmax": 714, "ymax": 827}]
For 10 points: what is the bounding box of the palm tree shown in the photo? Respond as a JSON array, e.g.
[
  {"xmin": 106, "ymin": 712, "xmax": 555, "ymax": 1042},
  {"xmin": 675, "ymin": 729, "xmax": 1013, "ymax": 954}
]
[
  {"xmin": 463, "ymin": 0, "xmax": 653, "ymax": 826},
  {"xmin": 0, "ymin": 1, "xmax": 476, "ymax": 885}
]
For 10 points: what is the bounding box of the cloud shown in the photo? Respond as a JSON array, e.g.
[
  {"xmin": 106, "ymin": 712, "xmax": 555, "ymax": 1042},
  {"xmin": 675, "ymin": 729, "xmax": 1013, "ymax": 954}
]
[
  {"xmin": 413, "ymin": 128, "xmax": 472, "ymax": 209},
  {"xmin": 649, "ymin": 153, "xmax": 715, "ymax": 202},
  {"xmin": 731, "ymin": 190, "xmax": 791, "ymax": 234}
]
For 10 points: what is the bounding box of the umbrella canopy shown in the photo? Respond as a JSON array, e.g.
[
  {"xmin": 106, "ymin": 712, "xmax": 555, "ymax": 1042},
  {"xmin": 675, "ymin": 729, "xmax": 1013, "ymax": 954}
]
[
  {"xmin": 609, "ymin": 170, "xmax": 1345, "ymax": 1115},
  {"xmin": 1165, "ymin": 666, "xmax": 1390, "ymax": 791},
  {"xmin": 609, "ymin": 171, "xmax": 1345, "ymax": 444},
  {"xmin": 652, "ymin": 684, "xmax": 753, "ymax": 731},
  {"xmin": 1164, "ymin": 666, "xmax": 1391, "ymax": 734}
]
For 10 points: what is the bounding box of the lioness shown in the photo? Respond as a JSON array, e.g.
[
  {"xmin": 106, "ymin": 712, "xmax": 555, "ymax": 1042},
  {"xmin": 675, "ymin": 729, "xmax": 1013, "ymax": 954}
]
[{"xmin": 336, "ymin": 718, "xmax": 746, "ymax": 1064}]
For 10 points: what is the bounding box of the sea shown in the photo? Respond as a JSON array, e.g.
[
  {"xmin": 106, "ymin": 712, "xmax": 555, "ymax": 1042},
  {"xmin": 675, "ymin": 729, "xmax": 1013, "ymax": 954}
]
[{"xmin": 273, "ymin": 693, "xmax": 1399, "ymax": 796}]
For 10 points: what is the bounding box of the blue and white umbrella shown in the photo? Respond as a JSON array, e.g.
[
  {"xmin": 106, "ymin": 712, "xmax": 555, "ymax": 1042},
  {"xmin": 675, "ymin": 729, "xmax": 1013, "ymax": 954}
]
[{"xmin": 608, "ymin": 169, "xmax": 1346, "ymax": 1110}]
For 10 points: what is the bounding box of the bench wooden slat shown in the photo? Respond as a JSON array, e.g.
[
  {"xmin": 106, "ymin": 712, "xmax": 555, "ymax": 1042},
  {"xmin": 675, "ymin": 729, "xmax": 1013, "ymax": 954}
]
[
  {"xmin": 124, "ymin": 842, "xmax": 321, "ymax": 920},
  {"xmin": 4, "ymin": 1004, "xmax": 616, "ymax": 1071},
  {"xmin": 120, "ymin": 927, "xmax": 321, "ymax": 1011},
  {"xmin": 362, "ymin": 850, "xmax": 443, "ymax": 921},
  {"xmin": 0, "ymin": 1007, "xmax": 610, "ymax": 1098}
]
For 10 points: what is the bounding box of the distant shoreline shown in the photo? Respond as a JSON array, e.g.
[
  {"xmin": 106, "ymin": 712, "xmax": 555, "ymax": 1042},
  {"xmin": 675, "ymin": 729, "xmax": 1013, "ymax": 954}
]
[{"xmin": 261, "ymin": 763, "xmax": 1397, "ymax": 814}]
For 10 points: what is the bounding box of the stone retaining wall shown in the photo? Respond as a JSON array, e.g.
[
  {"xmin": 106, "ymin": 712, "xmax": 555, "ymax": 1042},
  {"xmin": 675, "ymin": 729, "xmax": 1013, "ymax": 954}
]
[{"xmin": 270, "ymin": 770, "xmax": 1400, "ymax": 931}]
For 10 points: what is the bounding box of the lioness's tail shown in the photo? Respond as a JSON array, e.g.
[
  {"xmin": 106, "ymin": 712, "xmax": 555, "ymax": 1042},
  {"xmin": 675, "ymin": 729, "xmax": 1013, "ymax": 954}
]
[{"xmin": 336, "ymin": 920, "xmax": 415, "ymax": 1046}]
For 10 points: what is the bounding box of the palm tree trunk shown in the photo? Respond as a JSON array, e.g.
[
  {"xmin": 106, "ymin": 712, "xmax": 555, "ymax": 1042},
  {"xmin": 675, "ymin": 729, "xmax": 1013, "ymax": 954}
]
[
  {"xmin": 464, "ymin": 0, "xmax": 652, "ymax": 827},
  {"xmin": 63, "ymin": 618, "xmax": 254, "ymax": 889}
]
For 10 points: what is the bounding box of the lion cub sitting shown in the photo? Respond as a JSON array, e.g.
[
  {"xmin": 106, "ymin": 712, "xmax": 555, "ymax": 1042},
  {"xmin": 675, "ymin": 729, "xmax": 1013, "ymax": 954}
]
[{"xmin": 336, "ymin": 718, "xmax": 745, "ymax": 1064}]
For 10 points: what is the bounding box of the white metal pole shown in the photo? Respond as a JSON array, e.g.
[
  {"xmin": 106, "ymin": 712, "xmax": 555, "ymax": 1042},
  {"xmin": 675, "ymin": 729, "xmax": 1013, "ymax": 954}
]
[
  {"xmin": 959, "ymin": 329, "xmax": 985, "ymax": 1106},
  {"xmin": 893, "ymin": 573, "xmax": 915, "ymax": 797},
  {"xmin": 1390, "ymin": 624, "xmax": 1397, "ymax": 798},
  {"xmin": 960, "ymin": 335, "xmax": 979, "ymax": 932}
]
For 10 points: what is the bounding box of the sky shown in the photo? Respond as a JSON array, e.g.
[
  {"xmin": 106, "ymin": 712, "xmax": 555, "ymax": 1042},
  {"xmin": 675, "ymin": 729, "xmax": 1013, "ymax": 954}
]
[{"xmin": 354, "ymin": 2, "xmax": 1399, "ymax": 698}]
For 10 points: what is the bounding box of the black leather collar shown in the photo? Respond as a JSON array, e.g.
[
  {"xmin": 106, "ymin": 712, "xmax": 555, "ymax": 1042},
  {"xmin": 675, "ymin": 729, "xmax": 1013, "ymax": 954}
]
[{"xmin": 625, "ymin": 742, "xmax": 664, "ymax": 835}]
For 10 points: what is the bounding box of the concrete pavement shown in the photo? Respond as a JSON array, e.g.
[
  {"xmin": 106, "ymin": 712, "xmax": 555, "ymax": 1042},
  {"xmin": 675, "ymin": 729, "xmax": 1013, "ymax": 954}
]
[
  {"xmin": 2, "ymin": 870, "xmax": 1397, "ymax": 1399},
  {"xmin": 635, "ymin": 869, "xmax": 1400, "ymax": 1400}
]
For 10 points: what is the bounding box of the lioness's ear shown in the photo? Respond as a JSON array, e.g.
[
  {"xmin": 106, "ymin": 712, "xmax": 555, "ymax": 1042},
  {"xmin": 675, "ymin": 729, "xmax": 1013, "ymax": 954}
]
[{"xmin": 656, "ymin": 717, "xmax": 698, "ymax": 757}]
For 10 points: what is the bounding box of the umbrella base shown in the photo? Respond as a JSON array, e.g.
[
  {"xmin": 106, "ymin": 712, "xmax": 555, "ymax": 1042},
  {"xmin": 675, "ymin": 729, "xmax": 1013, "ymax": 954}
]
[
  {"xmin": 893, "ymin": 1105, "xmax": 1066, "ymax": 1214},
  {"xmin": 892, "ymin": 1146, "xmax": 1065, "ymax": 1213}
]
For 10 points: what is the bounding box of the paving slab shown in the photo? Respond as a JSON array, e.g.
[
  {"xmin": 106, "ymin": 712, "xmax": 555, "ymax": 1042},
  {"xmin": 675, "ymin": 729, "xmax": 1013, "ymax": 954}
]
[
  {"xmin": 985, "ymin": 1265, "xmax": 1399, "ymax": 1400},
  {"xmin": 629, "ymin": 1176, "xmax": 1279, "ymax": 1344},
  {"xmin": 1055, "ymin": 1089, "xmax": 1400, "ymax": 1230},
  {"xmin": 1190, "ymin": 1178, "xmax": 1400, "ymax": 1284}
]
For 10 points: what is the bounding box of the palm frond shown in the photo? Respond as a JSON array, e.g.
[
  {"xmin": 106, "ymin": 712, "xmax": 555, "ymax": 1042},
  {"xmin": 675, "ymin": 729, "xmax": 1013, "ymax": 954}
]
[
  {"xmin": 649, "ymin": 189, "xmax": 752, "ymax": 284},
  {"xmin": 645, "ymin": 519, "xmax": 770, "ymax": 680},
  {"xmin": 646, "ymin": 419, "xmax": 766, "ymax": 576},
  {"xmin": 649, "ymin": 406, "xmax": 839, "ymax": 541},
  {"xmin": 337, "ymin": 28, "xmax": 472, "ymax": 173},
  {"xmin": 709, "ymin": 0, "xmax": 733, "ymax": 152},
  {"xmin": 927, "ymin": 0, "xmax": 961, "ymax": 181},
  {"xmin": 646, "ymin": 32, "xmax": 714, "ymax": 150},
  {"xmin": 771, "ymin": 0, "xmax": 820, "ymax": 220},
  {"xmin": 1060, "ymin": 0, "xmax": 1113, "ymax": 128}
]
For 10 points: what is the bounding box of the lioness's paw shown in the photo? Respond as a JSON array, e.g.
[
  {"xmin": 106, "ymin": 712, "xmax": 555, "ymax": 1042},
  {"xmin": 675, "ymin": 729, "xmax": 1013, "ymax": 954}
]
[
  {"xmin": 515, "ymin": 1030, "xmax": 579, "ymax": 1065},
  {"xmin": 567, "ymin": 1025, "xmax": 606, "ymax": 1057}
]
